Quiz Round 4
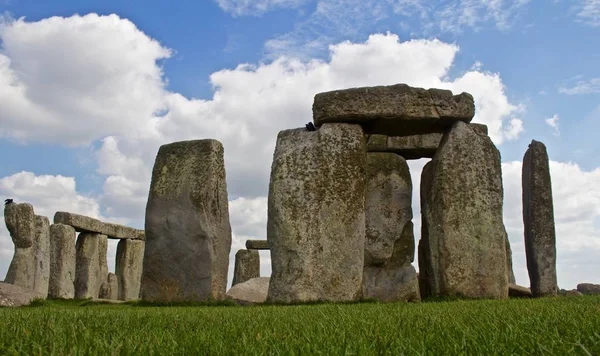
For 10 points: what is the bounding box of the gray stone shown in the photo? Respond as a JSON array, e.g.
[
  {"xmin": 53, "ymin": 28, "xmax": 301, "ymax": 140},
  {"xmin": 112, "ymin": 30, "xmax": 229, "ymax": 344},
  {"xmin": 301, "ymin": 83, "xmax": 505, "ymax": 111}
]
[
  {"xmin": 361, "ymin": 152, "xmax": 418, "ymax": 302},
  {"xmin": 508, "ymin": 283, "xmax": 532, "ymax": 298},
  {"xmin": 523, "ymin": 140, "xmax": 557, "ymax": 297},
  {"xmin": 565, "ymin": 289, "xmax": 583, "ymax": 297},
  {"xmin": 49, "ymin": 224, "xmax": 76, "ymax": 299},
  {"xmin": 365, "ymin": 124, "xmax": 488, "ymax": 159},
  {"xmin": 74, "ymin": 233, "xmax": 108, "ymax": 299},
  {"xmin": 313, "ymin": 84, "xmax": 474, "ymax": 136},
  {"xmin": 227, "ymin": 277, "xmax": 270, "ymax": 305},
  {"xmin": 99, "ymin": 273, "xmax": 118, "ymax": 300},
  {"xmin": 267, "ymin": 124, "xmax": 366, "ymax": 303},
  {"xmin": 53, "ymin": 211, "xmax": 145, "ymax": 240},
  {"xmin": 0, "ymin": 282, "xmax": 45, "ymax": 307},
  {"xmin": 142, "ymin": 139, "xmax": 232, "ymax": 302},
  {"xmin": 4, "ymin": 202, "xmax": 35, "ymax": 248},
  {"xmin": 505, "ymin": 234, "xmax": 516, "ymax": 284},
  {"xmin": 245, "ymin": 240, "xmax": 269, "ymax": 250},
  {"xmin": 32, "ymin": 215, "xmax": 50, "ymax": 296},
  {"xmin": 115, "ymin": 239, "xmax": 145, "ymax": 301},
  {"xmin": 419, "ymin": 121, "xmax": 508, "ymax": 299},
  {"xmin": 577, "ymin": 283, "xmax": 600, "ymax": 295},
  {"xmin": 232, "ymin": 249, "xmax": 260, "ymax": 286}
]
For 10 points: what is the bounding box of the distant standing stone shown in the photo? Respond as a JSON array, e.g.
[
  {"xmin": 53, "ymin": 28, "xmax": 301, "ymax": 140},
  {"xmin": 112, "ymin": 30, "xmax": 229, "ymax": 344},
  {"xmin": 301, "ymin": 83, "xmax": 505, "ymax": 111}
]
[
  {"xmin": 577, "ymin": 283, "xmax": 600, "ymax": 295},
  {"xmin": 232, "ymin": 249, "xmax": 260, "ymax": 286},
  {"xmin": 522, "ymin": 140, "xmax": 557, "ymax": 297},
  {"xmin": 32, "ymin": 215, "xmax": 50, "ymax": 296},
  {"xmin": 419, "ymin": 121, "xmax": 508, "ymax": 299},
  {"xmin": 267, "ymin": 124, "xmax": 366, "ymax": 303},
  {"xmin": 4, "ymin": 203, "xmax": 36, "ymax": 289},
  {"xmin": 99, "ymin": 273, "xmax": 119, "ymax": 300},
  {"xmin": 48, "ymin": 224, "xmax": 77, "ymax": 299},
  {"xmin": 74, "ymin": 233, "xmax": 108, "ymax": 299},
  {"xmin": 142, "ymin": 139, "xmax": 232, "ymax": 302},
  {"xmin": 116, "ymin": 239, "xmax": 145, "ymax": 301}
]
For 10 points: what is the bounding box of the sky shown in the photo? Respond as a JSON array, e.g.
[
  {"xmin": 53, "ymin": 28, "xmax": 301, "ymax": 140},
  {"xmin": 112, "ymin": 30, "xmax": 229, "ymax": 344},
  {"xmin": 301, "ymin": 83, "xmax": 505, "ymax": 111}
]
[{"xmin": 0, "ymin": 0, "xmax": 599, "ymax": 290}]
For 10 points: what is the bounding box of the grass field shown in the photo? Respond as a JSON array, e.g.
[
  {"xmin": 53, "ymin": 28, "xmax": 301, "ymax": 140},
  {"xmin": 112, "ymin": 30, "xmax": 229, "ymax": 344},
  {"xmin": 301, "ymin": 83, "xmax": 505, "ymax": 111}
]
[{"xmin": 1, "ymin": 296, "xmax": 599, "ymax": 355}]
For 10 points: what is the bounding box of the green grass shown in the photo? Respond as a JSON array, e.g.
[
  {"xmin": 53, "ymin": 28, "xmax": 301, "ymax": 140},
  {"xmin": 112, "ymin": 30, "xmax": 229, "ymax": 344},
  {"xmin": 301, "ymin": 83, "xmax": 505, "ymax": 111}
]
[{"xmin": 1, "ymin": 297, "xmax": 599, "ymax": 355}]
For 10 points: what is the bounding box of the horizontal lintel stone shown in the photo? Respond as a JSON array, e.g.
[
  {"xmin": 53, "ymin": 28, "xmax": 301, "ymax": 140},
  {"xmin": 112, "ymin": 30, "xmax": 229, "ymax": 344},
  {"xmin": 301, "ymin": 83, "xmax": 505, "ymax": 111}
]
[
  {"xmin": 54, "ymin": 212, "xmax": 144, "ymax": 240},
  {"xmin": 245, "ymin": 240, "xmax": 269, "ymax": 250}
]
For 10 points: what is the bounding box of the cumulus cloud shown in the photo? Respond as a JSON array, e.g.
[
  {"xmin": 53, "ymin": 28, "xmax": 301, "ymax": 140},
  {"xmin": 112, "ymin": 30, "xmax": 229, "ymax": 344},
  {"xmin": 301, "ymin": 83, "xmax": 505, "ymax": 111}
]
[
  {"xmin": 0, "ymin": 14, "xmax": 527, "ymax": 286},
  {"xmin": 545, "ymin": 114, "xmax": 560, "ymax": 136}
]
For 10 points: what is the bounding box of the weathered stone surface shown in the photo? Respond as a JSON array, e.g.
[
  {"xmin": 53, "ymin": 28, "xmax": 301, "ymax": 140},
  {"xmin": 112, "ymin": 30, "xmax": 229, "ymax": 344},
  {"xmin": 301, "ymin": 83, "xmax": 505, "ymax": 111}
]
[
  {"xmin": 74, "ymin": 233, "xmax": 108, "ymax": 299},
  {"xmin": 227, "ymin": 277, "xmax": 270, "ymax": 305},
  {"xmin": 0, "ymin": 282, "xmax": 45, "ymax": 307},
  {"xmin": 267, "ymin": 124, "xmax": 366, "ymax": 303},
  {"xmin": 5, "ymin": 203, "xmax": 35, "ymax": 248},
  {"xmin": 232, "ymin": 249, "xmax": 260, "ymax": 286},
  {"xmin": 418, "ymin": 161, "xmax": 436, "ymax": 299},
  {"xmin": 245, "ymin": 240, "xmax": 269, "ymax": 250},
  {"xmin": 577, "ymin": 283, "xmax": 600, "ymax": 295},
  {"xmin": 365, "ymin": 124, "xmax": 488, "ymax": 158},
  {"xmin": 508, "ymin": 283, "xmax": 532, "ymax": 298},
  {"xmin": 32, "ymin": 215, "xmax": 50, "ymax": 296},
  {"xmin": 565, "ymin": 290, "xmax": 583, "ymax": 297},
  {"xmin": 142, "ymin": 139, "xmax": 232, "ymax": 302},
  {"xmin": 361, "ymin": 152, "xmax": 418, "ymax": 302},
  {"xmin": 523, "ymin": 140, "xmax": 557, "ymax": 297},
  {"xmin": 49, "ymin": 224, "xmax": 76, "ymax": 299},
  {"xmin": 53, "ymin": 211, "xmax": 145, "ymax": 240},
  {"xmin": 99, "ymin": 273, "xmax": 118, "ymax": 300},
  {"xmin": 505, "ymin": 234, "xmax": 516, "ymax": 284},
  {"xmin": 313, "ymin": 84, "xmax": 475, "ymax": 136},
  {"xmin": 116, "ymin": 239, "xmax": 144, "ymax": 301},
  {"xmin": 419, "ymin": 121, "xmax": 508, "ymax": 299}
]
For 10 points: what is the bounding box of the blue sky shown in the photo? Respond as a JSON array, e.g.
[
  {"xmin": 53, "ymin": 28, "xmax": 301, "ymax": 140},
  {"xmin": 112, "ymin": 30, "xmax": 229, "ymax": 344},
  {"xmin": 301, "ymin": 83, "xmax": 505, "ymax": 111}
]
[{"xmin": 0, "ymin": 0, "xmax": 598, "ymax": 289}]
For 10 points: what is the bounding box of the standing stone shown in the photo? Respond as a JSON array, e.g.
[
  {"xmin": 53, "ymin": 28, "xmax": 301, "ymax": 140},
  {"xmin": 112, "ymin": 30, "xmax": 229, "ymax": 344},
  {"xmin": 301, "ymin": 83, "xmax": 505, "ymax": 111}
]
[
  {"xmin": 267, "ymin": 124, "xmax": 366, "ymax": 303},
  {"xmin": 74, "ymin": 233, "xmax": 108, "ymax": 299},
  {"xmin": 420, "ymin": 121, "xmax": 508, "ymax": 299},
  {"xmin": 32, "ymin": 215, "xmax": 50, "ymax": 296},
  {"xmin": 4, "ymin": 203, "xmax": 35, "ymax": 289},
  {"xmin": 143, "ymin": 139, "xmax": 232, "ymax": 302},
  {"xmin": 505, "ymin": 233, "xmax": 516, "ymax": 284},
  {"xmin": 418, "ymin": 161, "xmax": 437, "ymax": 298},
  {"xmin": 99, "ymin": 273, "xmax": 119, "ymax": 300},
  {"xmin": 361, "ymin": 152, "xmax": 419, "ymax": 302},
  {"xmin": 232, "ymin": 249, "xmax": 260, "ymax": 286},
  {"xmin": 115, "ymin": 239, "xmax": 145, "ymax": 301},
  {"xmin": 522, "ymin": 140, "xmax": 557, "ymax": 297},
  {"xmin": 48, "ymin": 224, "xmax": 76, "ymax": 299}
]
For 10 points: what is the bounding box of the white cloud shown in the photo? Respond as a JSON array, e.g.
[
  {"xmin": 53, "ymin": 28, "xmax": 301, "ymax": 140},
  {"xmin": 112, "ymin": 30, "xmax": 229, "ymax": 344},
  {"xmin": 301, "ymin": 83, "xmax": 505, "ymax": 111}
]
[
  {"xmin": 575, "ymin": 0, "xmax": 600, "ymax": 26},
  {"xmin": 559, "ymin": 77, "xmax": 600, "ymax": 95},
  {"xmin": 215, "ymin": 0, "xmax": 308, "ymax": 16},
  {"xmin": 545, "ymin": 114, "xmax": 560, "ymax": 136}
]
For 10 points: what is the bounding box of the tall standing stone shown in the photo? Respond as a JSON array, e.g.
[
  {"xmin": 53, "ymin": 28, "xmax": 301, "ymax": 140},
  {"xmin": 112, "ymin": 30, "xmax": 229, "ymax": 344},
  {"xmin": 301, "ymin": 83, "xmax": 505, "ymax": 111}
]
[
  {"xmin": 115, "ymin": 239, "xmax": 145, "ymax": 301},
  {"xmin": 522, "ymin": 140, "xmax": 557, "ymax": 297},
  {"xmin": 142, "ymin": 139, "xmax": 232, "ymax": 302},
  {"xmin": 267, "ymin": 124, "xmax": 366, "ymax": 303},
  {"xmin": 232, "ymin": 249, "xmax": 260, "ymax": 286},
  {"xmin": 74, "ymin": 233, "xmax": 108, "ymax": 299},
  {"xmin": 4, "ymin": 203, "xmax": 35, "ymax": 289},
  {"xmin": 361, "ymin": 152, "xmax": 419, "ymax": 302},
  {"xmin": 99, "ymin": 273, "xmax": 119, "ymax": 300},
  {"xmin": 32, "ymin": 215, "xmax": 50, "ymax": 296},
  {"xmin": 420, "ymin": 121, "xmax": 508, "ymax": 299},
  {"xmin": 48, "ymin": 224, "xmax": 76, "ymax": 299}
]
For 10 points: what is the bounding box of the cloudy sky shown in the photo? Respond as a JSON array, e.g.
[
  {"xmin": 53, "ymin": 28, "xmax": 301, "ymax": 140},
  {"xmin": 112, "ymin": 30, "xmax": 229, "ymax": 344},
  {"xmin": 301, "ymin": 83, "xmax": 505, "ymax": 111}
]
[{"xmin": 0, "ymin": 0, "xmax": 598, "ymax": 290}]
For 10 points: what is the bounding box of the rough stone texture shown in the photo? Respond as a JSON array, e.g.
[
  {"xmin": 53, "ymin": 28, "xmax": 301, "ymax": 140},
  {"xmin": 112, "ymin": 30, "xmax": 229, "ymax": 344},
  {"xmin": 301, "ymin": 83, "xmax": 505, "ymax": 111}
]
[
  {"xmin": 313, "ymin": 84, "xmax": 475, "ymax": 136},
  {"xmin": 361, "ymin": 152, "xmax": 418, "ymax": 302},
  {"xmin": 365, "ymin": 123, "xmax": 488, "ymax": 159},
  {"xmin": 419, "ymin": 121, "xmax": 508, "ymax": 299},
  {"xmin": 505, "ymin": 234, "xmax": 516, "ymax": 284},
  {"xmin": 232, "ymin": 249, "xmax": 260, "ymax": 286},
  {"xmin": 116, "ymin": 239, "xmax": 145, "ymax": 301},
  {"xmin": 267, "ymin": 124, "xmax": 366, "ymax": 303},
  {"xmin": 577, "ymin": 283, "xmax": 600, "ymax": 295},
  {"xmin": 0, "ymin": 282, "xmax": 45, "ymax": 307},
  {"xmin": 74, "ymin": 233, "xmax": 108, "ymax": 299},
  {"xmin": 48, "ymin": 224, "xmax": 76, "ymax": 299},
  {"xmin": 508, "ymin": 283, "xmax": 532, "ymax": 298},
  {"xmin": 4, "ymin": 203, "xmax": 36, "ymax": 289},
  {"xmin": 245, "ymin": 240, "xmax": 269, "ymax": 250},
  {"xmin": 522, "ymin": 140, "xmax": 557, "ymax": 297},
  {"xmin": 32, "ymin": 215, "xmax": 50, "ymax": 296},
  {"xmin": 54, "ymin": 211, "xmax": 145, "ymax": 240},
  {"xmin": 142, "ymin": 139, "xmax": 232, "ymax": 302},
  {"xmin": 565, "ymin": 290, "xmax": 584, "ymax": 297},
  {"xmin": 227, "ymin": 277, "xmax": 270, "ymax": 305},
  {"xmin": 99, "ymin": 273, "xmax": 119, "ymax": 300}
]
